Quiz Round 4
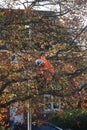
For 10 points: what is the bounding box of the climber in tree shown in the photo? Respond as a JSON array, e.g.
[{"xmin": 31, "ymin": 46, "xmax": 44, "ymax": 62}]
[{"xmin": 35, "ymin": 52, "xmax": 54, "ymax": 87}]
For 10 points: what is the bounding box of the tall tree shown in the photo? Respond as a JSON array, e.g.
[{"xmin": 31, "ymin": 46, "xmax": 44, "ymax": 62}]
[{"xmin": 0, "ymin": 0, "xmax": 87, "ymax": 126}]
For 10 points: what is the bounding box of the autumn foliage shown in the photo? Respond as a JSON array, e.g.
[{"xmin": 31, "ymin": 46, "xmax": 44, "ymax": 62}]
[{"xmin": 0, "ymin": 0, "xmax": 87, "ymax": 127}]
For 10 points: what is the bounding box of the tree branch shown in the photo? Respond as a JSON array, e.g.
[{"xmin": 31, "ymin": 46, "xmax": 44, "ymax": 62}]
[
  {"xmin": 70, "ymin": 25, "xmax": 87, "ymax": 45},
  {"xmin": 0, "ymin": 78, "xmax": 28, "ymax": 95}
]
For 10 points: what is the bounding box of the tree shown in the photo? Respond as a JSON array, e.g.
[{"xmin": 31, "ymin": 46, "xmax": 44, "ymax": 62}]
[{"xmin": 0, "ymin": 0, "xmax": 87, "ymax": 126}]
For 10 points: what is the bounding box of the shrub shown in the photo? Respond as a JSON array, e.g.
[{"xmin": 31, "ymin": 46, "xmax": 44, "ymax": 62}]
[{"xmin": 49, "ymin": 109, "xmax": 87, "ymax": 130}]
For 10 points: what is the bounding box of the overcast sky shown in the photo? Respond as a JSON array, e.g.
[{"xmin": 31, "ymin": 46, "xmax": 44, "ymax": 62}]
[{"xmin": 0, "ymin": 0, "xmax": 59, "ymax": 11}]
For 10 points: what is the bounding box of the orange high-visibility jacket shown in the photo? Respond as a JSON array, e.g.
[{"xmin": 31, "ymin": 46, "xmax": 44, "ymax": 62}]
[{"xmin": 40, "ymin": 55, "xmax": 54, "ymax": 80}]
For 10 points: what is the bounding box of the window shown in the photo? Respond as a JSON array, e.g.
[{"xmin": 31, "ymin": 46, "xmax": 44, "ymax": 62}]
[{"xmin": 44, "ymin": 94, "xmax": 61, "ymax": 113}]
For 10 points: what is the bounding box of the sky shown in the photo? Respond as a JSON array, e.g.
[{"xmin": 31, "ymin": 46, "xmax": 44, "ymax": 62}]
[{"xmin": 0, "ymin": 0, "xmax": 59, "ymax": 11}]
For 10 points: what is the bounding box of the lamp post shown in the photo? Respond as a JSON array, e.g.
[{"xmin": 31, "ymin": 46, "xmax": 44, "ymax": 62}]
[
  {"xmin": 27, "ymin": 77, "xmax": 32, "ymax": 130},
  {"xmin": 26, "ymin": 23, "xmax": 32, "ymax": 130},
  {"xmin": 27, "ymin": 100, "xmax": 32, "ymax": 130}
]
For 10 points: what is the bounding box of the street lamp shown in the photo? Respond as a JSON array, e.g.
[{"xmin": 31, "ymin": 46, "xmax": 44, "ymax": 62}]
[{"xmin": 27, "ymin": 84, "xmax": 32, "ymax": 130}]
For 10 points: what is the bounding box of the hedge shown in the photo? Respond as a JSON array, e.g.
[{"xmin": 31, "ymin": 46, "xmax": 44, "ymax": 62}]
[{"xmin": 49, "ymin": 109, "xmax": 87, "ymax": 130}]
